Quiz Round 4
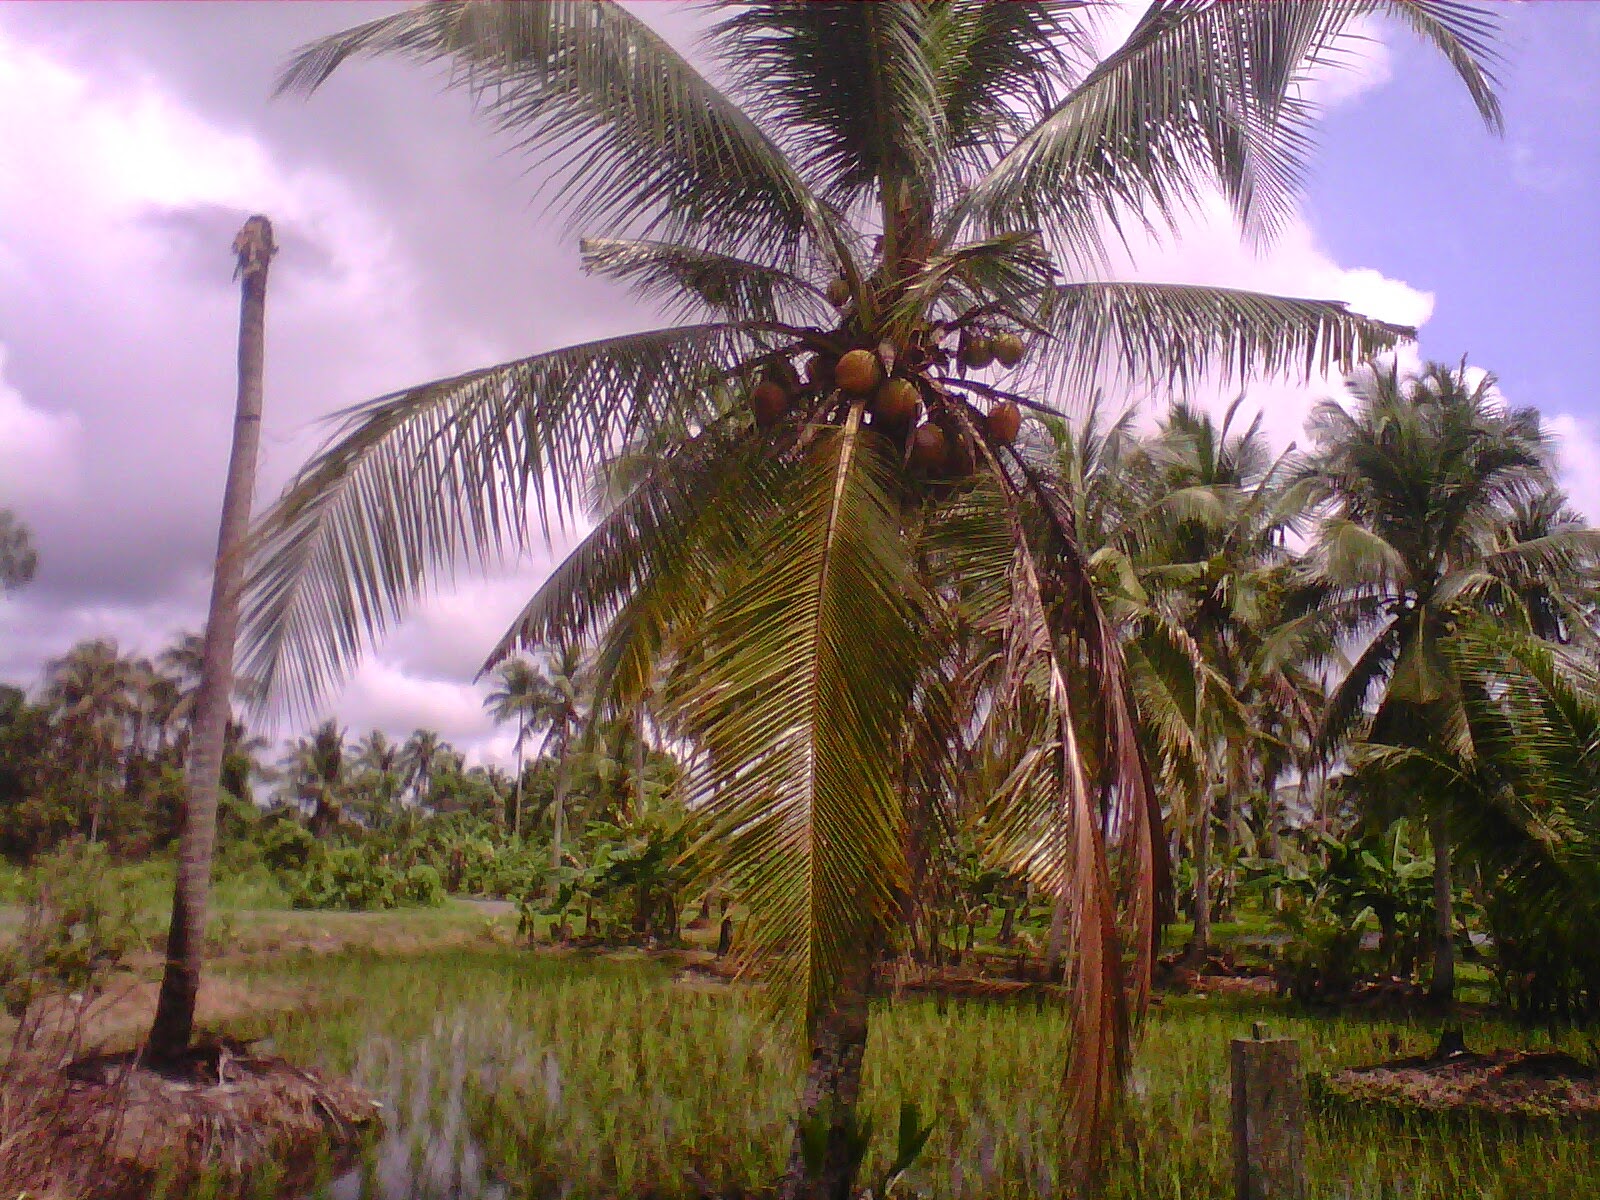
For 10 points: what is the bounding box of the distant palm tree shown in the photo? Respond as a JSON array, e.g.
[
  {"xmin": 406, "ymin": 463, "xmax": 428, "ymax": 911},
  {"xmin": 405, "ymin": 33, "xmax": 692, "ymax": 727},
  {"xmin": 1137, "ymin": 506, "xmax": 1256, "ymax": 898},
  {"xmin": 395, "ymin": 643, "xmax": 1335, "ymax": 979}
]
[
  {"xmin": 353, "ymin": 728, "xmax": 404, "ymax": 826},
  {"xmin": 399, "ymin": 728, "xmax": 448, "ymax": 808},
  {"xmin": 1145, "ymin": 400, "xmax": 1301, "ymax": 953},
  {"xmin": 285, "ymin": 719, "xmax": 349, "ymax": 836},
  {"xmin": 246, "ymin": 4, "xmax": 1502, "ymax": 1187},
  {"xmin": 484, "ymin": 657, "xmax": 544, "ymax": 838},
  {"xmin": 0, "ymin": 509, "xmax": 36, "ymax": 592},
  {"xmin": 1301, "ymin": 361, "xmax": 1600, "ymax": 1002},
  {"xmin": 41, "ymin": 638, "xmax": 145, "ymax": 843}
]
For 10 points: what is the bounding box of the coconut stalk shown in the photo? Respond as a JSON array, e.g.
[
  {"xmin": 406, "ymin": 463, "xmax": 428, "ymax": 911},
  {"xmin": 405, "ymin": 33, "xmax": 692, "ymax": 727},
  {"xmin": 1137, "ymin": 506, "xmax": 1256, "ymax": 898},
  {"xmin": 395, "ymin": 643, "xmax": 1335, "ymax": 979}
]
[{"xmin": 146, "ymin": 215, "xmax": 275, "ymax": 1064}]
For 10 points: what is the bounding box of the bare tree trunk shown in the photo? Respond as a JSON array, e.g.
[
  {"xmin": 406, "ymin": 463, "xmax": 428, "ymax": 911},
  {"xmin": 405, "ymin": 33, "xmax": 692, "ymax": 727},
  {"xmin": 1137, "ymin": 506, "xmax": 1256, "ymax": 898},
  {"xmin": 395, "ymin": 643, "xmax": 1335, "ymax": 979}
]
[
  {"xmin": 777, "ymin": 977, "xmax": 872, "ymax": 1200},
  {"xmin": 147, "ymin": 216, "xmax": 273, "ymax": 1064},
  {"xmin": 1428, "ymin": 806, "xmax": 1455, "ymax": 1005}
]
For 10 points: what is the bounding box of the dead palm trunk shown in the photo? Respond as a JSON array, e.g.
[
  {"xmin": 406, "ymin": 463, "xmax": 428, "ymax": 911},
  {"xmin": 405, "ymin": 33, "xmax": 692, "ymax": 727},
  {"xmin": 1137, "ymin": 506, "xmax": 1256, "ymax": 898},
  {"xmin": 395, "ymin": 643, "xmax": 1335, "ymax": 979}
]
[
  {"xmin": 1428, "ymin": 806, "xmax": 1455, "ymax": 1005},
  {"xmin": 146, "ymin": 215, "xmax": 273, "ymax": 1063}
]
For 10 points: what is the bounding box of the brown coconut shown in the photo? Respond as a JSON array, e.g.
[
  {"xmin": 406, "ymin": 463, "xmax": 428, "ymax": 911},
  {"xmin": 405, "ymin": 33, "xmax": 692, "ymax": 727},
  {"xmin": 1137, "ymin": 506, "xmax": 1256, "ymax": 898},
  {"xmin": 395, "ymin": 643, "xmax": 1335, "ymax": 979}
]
[
  {"xmin": 873, "ymin": 378, "xmax": 920, "ymax": 425},
  {"xmin": 992, "ymin": 332, "xmax": 1025, "ymax": 368},
  {"xmin": 836, "ymin": 349, "xmax": 881, "ymax": 394},
  {"xmin": 909, "ymin": 423, "xmax": 948, "ymax": 472},
  {"xmin": 750, "ymin": 380, "xmax": 790, "ymax": 427},
  {"xmin": 959, "ymin": 335, "xmax": 994, "ymax": 370},
  {"xmin": 986, "ymin": 400, "xmax": 1023, "ymax": 445}
]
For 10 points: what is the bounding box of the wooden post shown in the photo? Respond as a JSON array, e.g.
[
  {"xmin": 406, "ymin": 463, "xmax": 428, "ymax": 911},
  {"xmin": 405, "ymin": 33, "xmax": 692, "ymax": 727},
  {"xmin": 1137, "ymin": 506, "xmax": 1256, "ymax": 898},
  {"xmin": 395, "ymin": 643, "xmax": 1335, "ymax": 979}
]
[{"xmin": 1231, "ymin": 1034, "xmax": 1305, "ymax": 1200}]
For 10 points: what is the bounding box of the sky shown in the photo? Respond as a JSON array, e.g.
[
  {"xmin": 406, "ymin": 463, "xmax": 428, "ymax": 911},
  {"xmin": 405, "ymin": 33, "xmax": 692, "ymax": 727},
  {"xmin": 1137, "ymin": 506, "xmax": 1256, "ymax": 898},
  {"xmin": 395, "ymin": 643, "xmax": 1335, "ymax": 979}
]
[{"xmin": 0, "ymin": 1, "xmax": 1596, "ymax": 767}]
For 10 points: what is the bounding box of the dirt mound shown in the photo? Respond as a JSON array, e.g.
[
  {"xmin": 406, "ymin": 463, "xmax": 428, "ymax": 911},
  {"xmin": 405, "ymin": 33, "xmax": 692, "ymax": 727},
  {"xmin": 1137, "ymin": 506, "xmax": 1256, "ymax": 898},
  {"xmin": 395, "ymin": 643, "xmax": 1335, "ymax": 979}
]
[
  {"xmin": 1, "ymin": 1039, "xmax": 378, "ymax": 1200},
  {"xmin": 1321, "ymin": 1041, "xmax": 1600, "ymax": 1123}
]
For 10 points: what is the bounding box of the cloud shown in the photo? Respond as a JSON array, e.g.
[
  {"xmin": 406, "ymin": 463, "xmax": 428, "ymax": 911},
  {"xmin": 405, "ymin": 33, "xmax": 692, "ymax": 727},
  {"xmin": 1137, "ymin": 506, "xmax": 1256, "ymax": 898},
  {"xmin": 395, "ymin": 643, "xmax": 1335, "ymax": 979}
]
[
  {"xmin": 1094, "ymin": 187, "xmax": 1435, "ymax": 450},
  {"xmin": 0, "ymin": 348, "xmax": 82, "ymax": 505},
  {"xmin": 0, "ymin": 4, "xmax": 1450, "ymax": 772},
  {"xmin": 1547, "ymin": 413, "xmax": 1600, "ymax": 527}
]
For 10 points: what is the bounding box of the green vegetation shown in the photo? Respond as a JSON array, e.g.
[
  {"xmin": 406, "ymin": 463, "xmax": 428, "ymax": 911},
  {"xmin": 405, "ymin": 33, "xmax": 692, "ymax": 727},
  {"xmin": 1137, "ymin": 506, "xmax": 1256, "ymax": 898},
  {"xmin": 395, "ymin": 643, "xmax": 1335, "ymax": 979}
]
[
  {"xmin": 209, "ymin": 947, "xmax": 1594, "ymax": 1200},
  {"xmin": 7, "ymin": 3, "xmax": 1600, "ymax": 1198}
]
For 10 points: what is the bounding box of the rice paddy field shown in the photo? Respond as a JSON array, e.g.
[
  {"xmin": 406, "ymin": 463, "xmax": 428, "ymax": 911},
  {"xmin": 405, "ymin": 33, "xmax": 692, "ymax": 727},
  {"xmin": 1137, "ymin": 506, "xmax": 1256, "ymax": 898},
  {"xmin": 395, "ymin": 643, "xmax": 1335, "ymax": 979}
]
[{"xmin": 196, "ymin": 941, "xmax": 1600, "ymax": 1200}]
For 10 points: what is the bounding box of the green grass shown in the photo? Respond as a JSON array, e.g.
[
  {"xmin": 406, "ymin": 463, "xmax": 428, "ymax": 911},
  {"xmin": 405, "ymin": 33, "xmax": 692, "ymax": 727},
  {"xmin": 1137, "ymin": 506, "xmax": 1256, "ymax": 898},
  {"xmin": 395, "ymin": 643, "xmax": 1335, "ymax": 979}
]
[{"xmin": 212, "ymin": 947, "xmax": 1600, "ymax": 1200}]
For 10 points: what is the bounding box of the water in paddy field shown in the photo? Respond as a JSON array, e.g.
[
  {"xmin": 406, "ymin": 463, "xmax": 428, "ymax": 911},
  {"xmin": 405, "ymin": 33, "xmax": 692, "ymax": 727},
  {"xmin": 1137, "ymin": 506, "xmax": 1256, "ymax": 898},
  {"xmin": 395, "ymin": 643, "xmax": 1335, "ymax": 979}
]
[{"xmin": 317, "ymin": 1016, "xmax": 517, "ymax": 1200}]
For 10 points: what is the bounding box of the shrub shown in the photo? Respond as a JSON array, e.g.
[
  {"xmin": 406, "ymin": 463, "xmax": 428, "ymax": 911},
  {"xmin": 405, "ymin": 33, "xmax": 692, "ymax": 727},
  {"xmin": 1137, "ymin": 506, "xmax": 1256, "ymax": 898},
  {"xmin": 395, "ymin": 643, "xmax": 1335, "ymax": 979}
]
[
  {"xmin": 288, "ymin": 844, "xmax": 444, "ymax": 912},
  {"xmin": 0, "ymin": 843, "xmax": 148, "ymax": 1022}
]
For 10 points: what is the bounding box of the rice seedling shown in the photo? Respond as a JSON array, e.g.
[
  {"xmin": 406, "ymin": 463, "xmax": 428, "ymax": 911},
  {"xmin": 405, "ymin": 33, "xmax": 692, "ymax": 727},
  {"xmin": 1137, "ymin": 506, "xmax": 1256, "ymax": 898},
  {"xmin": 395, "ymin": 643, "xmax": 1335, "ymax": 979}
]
[{"xmin": 223, "ymin": 950, "xmax": 1600, "ymax": 1200}]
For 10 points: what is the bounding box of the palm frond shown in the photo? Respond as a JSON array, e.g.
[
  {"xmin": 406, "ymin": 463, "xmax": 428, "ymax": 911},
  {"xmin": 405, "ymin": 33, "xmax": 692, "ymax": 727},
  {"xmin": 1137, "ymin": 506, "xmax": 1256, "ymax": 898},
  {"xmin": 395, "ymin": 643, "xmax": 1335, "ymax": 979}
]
[
  {"xmin": 240, "ymin": 324, "xmax": 763, "ymax": 716},
  {"xmin": 676, "ymin": 410, "xmax": 925, "ymax": 1025},
  {"xmin": 277, "ymin": 0, "xmax": 846, "ymax": 266},
  {"xmin": 580, "ymin": 238, "xmax": 831, "ymax": 325},
  {"xmin": 1031, "ymin": 282, "xmax": 1413, "ymax": 403},
  {"xmin": 954, "ymin": 1, "xmax": 1500, "ymax": 260},
  {"xmin": 712, "ymin": 0, "xmax": 943, "ymax": 211}
]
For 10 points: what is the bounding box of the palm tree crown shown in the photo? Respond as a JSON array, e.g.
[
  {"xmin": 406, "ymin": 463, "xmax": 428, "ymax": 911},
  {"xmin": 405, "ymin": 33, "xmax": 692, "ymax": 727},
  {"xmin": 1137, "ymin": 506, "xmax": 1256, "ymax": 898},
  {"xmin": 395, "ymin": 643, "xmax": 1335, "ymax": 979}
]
[{"xmin": 244, "ymin": 0, "xmax": 1504, "ymax": 1172}]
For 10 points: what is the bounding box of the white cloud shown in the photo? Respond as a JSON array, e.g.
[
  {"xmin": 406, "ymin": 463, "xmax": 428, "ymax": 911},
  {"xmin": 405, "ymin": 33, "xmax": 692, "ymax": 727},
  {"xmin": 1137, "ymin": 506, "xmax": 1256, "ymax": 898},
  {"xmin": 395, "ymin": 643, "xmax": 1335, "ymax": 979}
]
[
  {"xmin": 1099, "ymin": 189, "xmax": 1436, "ymax": 450},
  {"xmin": 1548, "ymin": 413, "xmax": 1600, "ymax": 526}
]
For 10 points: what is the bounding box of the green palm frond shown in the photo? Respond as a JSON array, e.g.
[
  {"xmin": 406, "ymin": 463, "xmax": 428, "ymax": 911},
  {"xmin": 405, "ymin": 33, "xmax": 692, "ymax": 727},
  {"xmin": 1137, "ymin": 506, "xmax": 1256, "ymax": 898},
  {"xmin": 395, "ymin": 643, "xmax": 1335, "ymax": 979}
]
[
  {"xmin": 579, "ymin": 237, "xmax": 832, "ymax": 325},
  {"xmin": 1032, "ymin": 282, "xmax": 1413, "ymax": 402},
  {"xmin": 887, "ymin": 230, "xmax": 1057, "ymax": 329},
  {"xmin": 480, "ymin": 422, "xmax": 774, "ymax": 703},
  {"xmin": 924, "ymin": 0, "xmax": 1086, "ymax": 175},
  {"xmin": 239, "ymin": 324, "xmax": 762, "ymax": 716},
  {"xmin": 675, "ymin": 411, "xmax": 925, "ymax": 1025},
  {"xmin": 956, "ymin": 1, "xmax": 1499, "ymax": 260},
  {"xmin": 712, "ymin": 1, "xmax": 943, "ymax": 206},
  {"xmin": 277, "ymin": 0, "xmax": 845, "ymax": 266}
]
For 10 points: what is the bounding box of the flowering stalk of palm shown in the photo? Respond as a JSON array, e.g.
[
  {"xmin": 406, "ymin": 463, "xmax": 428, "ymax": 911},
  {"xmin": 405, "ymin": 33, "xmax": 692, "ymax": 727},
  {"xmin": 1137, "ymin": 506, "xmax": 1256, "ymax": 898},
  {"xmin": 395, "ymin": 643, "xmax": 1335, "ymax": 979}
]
[
  {"xmin": 246, "ymin": 3, "xmax": 1501, "ymax": 1190},
  {"xmin": 1298, "ymin": 360, "xmax": 1600, "ymax": 1002}
]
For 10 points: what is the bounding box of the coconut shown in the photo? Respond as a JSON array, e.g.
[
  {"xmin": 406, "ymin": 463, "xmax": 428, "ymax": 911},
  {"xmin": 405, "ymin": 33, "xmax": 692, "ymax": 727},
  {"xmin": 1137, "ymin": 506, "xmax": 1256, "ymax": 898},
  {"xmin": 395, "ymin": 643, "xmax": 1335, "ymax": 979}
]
[
  {"xmin": 873, "ymin": 378, "xmax": 920, "ymax": 425},
  {"xmin": 959, "ymin": 335, "xmax": 994, "ymax": 370},
  {"xmin": 992, "ymin": 332, "xmax": 1025, "ymax": 368},
  {"xmin": 750, "ymin": 380, "xmax": 790, "ymax": 427},
  {"xmin": 806, "ymin": 354, "xmax": 835, "ymax": 390},
  {"xmin": 826, "ymin": 277, "xmax": 851, "ymax": 308},
  {"xmin": 986, "ymin": 400, "xmax": 1023, "ymax": 445},
  {"xmin": 835, "ymin": 349, "xmax": 881, "ymax": 394},
  {"xmin": 909, "ymin": 423, "xmax": 948, "ymax": 472}
]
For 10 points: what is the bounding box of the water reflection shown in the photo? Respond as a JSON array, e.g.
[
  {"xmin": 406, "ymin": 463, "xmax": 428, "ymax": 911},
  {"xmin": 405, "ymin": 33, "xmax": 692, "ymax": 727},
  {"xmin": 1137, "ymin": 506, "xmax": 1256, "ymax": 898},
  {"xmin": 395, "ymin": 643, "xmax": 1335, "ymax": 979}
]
[{"xmin": 323, "ymin": 1017, "xmax": 516, "ymax": 1200}]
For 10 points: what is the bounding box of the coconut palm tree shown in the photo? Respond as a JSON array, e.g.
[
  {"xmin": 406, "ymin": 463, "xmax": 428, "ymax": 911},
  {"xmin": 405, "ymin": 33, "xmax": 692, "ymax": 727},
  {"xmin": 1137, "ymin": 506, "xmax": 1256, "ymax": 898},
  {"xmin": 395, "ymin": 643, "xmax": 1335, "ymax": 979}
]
[
  {"xmin": 41, "ymin": 638, "xmax": 146, "ymax": 843},
  {"xmin": 0, "ymin": 509, "xmax": 37, "ymax": 592},
  {"xmin": 484, "ymin": 656, "xmax": 544, "ymax": 837},
  {"xmin": 246, "ymin": 5, "xmax": 1501, "ymax": 1190},
  {"xmin": 399, "ymin": 727, "xmax": 448, "ymax": 807},
  {"xmin": 1300, "ymin": 360, "xmax": 1600, "ymax": 1003},
  {"xmin": 284, "ymin": 719, "xmax": 350, "ymax": 836},
  {"xmin": 1141, "ymin": 399, "xmax": 1305, "ymax": 953}
]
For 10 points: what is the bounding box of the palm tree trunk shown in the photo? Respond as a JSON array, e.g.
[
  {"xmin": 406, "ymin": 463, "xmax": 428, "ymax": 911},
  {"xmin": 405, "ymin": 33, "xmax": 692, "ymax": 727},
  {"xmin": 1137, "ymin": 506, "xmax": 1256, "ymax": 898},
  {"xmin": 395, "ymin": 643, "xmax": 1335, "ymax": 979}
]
[
  {"xmin": 1428, "ymin": 806, "xmax": 1455, "ymax": 1005},
  {"xmin": 146, "ymin": 216, "xmax": 273, "ymax": 1065},
  {"xmin": 551, "ymin": 754, "xmax": 568, "ymax": 871},
  {"xmin": 1191, "ymin": 794, "xmax": 1213, "ymax": 959},
  {"xmin": 512, "ymin": 739, "xmax": 524, "ymax": 840},
  {"xmin": 778, "ymin": 975, "xmax": 873, "ymax": 1200},
  {"xmin": 632, "ymin": 701, "xmax": 647, "ymax": 816}
]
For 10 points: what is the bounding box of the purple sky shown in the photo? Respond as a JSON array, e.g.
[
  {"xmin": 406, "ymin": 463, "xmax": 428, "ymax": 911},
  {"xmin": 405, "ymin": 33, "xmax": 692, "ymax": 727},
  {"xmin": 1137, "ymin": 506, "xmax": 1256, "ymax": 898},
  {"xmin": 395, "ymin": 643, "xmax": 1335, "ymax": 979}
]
[{"xmin": 0, "ymin": 2, "xmax": 1595, "ymax": 765}]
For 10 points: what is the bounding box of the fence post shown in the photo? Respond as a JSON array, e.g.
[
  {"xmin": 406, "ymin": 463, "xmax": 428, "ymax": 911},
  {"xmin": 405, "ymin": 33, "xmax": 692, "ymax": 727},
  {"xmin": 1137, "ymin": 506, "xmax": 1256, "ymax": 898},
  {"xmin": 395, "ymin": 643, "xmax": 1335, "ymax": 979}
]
[{"xmin": 1231, "ymin": 1032, "xmax": 1306, "ymax": 1200}]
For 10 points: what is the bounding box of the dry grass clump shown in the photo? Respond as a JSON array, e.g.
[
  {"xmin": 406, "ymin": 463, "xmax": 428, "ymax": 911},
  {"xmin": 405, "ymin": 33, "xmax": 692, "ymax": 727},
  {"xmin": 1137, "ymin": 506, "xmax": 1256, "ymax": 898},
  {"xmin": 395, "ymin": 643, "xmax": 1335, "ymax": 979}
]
[{"xmin": 0, "ymin": 1038, "xmax": 377, "ymax": 1200}]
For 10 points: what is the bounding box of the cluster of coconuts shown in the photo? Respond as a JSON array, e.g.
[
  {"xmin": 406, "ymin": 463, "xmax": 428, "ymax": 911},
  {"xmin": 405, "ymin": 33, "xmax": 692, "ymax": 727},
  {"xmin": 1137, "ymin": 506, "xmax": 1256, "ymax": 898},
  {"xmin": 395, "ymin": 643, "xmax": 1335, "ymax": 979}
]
[{"xmin": 748, "ymin": 311, "xmax": 1030, "ymax": 477}]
